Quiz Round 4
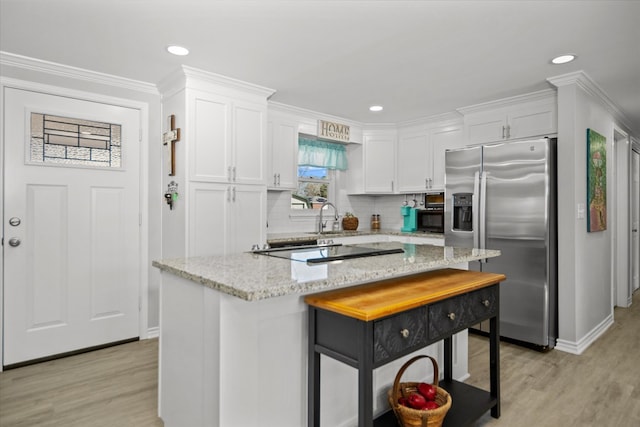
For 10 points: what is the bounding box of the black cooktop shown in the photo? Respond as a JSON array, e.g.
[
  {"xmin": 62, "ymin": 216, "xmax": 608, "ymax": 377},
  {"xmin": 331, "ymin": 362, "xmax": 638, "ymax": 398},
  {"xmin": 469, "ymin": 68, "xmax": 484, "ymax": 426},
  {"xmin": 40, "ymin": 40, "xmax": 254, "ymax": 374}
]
[{"xmin": 260, "ymin": 244, "xmax": 404, "ymax": 264}]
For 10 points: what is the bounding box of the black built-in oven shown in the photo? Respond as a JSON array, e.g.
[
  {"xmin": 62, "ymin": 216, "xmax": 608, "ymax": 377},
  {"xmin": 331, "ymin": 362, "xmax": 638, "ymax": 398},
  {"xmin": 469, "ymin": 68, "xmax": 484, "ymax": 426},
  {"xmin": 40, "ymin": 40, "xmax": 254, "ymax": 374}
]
[{"xmin": 416, "ymin": 192, "xmax": 444, "ymax": 233}]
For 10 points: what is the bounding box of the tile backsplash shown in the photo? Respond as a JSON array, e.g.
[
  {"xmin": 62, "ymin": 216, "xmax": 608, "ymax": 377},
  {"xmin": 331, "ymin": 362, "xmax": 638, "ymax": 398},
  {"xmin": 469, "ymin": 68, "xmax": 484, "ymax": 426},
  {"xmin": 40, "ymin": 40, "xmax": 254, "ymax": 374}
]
[{"xmin": 266, "ymin": 190, "xmax": 412, "ymax": 234}]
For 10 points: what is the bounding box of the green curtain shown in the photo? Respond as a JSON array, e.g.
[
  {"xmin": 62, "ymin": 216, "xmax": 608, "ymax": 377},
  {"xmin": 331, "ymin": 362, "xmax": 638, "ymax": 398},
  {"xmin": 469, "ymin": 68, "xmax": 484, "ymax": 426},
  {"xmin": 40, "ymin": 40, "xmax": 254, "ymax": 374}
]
[{"xmin": 298, "ymin": 137, "xmax": 348, "ymax": 170}]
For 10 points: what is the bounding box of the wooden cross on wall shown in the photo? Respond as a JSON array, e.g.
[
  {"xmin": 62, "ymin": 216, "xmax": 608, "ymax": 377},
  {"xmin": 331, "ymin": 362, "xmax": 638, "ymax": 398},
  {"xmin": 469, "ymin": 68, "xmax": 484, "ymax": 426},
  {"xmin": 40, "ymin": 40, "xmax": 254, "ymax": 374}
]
[{"xmin": 163, "ymin": 115, "xmax": 181, "ymax": 176}]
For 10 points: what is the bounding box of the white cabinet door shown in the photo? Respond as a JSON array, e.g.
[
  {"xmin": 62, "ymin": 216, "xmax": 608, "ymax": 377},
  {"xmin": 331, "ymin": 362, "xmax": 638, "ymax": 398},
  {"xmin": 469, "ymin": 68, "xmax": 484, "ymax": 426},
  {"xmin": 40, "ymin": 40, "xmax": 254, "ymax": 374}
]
[
  {"xmin": 268, "ymin": 118, "xmax": 297, "ymax": 190},
  {"xmin": 233, "ymin": 100, "xmax": 267, "ymax": 185},
  {"xmin": 230, "ymin": 185, "xmax": 267, "ymax": 253},
  {"xmin": 189, "ymin": 183, "xmax": 229, "ymax": 256},
  {"xmin": 188, "ymin": 183, "xmax": 266, "ymax": 256},
  {"xmin": 364, "ymin": 134, "xmax": 396, "ymax": 193},
  {"xmin": 507, "ymin": 102, "xmax": 557, "ymax": 140},
  {"xmin": 192, "ymin": 92, "xmax": 232, "ymax": 182},
  {"xmin": 430, "ymin": 125, "xmax": 463, "ymax": 189},
  {"xmin": 397, "ymin": 133, "xmax": 429, "ymax": 193},
  {"xmin": 465, "ymin": 111, "xmax": 506, "ymax": 145}
]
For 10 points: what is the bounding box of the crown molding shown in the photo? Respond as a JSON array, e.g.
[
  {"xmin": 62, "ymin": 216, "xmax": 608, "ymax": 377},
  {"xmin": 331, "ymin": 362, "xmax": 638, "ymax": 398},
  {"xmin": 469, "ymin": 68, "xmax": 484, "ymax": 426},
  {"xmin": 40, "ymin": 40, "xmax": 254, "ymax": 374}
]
[
  {"xmin": 268, "ymin": 100, "xmax": 366, "ymax": 128},
  {"xmin": 158, "ymin": 65, "xmax": 276, "ymax": 100},
  {"xmin": 0, "ymin": 51, "xmax": 159, "ymax": 95},
  {"xmin": 547, "ymin": 70, "xmax": 633, "ymax": 133},
  {"xmin": 457, "ymin": 88, "xmax": 557, "ymax": 115}
]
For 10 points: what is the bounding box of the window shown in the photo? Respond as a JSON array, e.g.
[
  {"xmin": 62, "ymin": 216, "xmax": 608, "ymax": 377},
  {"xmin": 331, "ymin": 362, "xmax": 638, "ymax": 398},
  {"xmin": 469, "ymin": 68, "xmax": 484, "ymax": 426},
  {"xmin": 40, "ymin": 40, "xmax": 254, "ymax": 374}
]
[
  {"xmin": 292, "ymin": 136, "xmax": 347, "ymax": 210},
  {"xmin": 30, "ymin": 113, "xmax": 122, "ymax": 168},
  {"xmin": 294, "ymin": 166, "xmax": 330, "ymax": 210}
]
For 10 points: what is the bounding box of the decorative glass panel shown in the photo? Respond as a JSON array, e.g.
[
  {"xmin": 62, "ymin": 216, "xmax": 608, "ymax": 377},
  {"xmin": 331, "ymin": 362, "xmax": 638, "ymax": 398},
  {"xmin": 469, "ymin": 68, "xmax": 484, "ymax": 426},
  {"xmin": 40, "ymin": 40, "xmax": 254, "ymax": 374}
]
[{"xmin": 30, "ymin": 113, "xmax": 122, "ymax": 168}]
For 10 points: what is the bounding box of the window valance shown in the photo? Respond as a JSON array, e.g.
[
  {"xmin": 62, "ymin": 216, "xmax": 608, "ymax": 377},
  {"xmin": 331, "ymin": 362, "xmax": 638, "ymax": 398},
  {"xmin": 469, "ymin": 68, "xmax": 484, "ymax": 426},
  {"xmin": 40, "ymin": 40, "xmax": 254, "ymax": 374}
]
[{"xmin": 298, "ymin": 136, "xmax": 348, "ymax": 170}]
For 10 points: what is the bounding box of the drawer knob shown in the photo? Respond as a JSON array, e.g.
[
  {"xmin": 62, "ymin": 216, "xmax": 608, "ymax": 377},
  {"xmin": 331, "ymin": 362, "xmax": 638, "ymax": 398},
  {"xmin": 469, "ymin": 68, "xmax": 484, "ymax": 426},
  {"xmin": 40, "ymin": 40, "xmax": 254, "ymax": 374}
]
[
  {"xmin": 482, "ymin": 299, "xmax": 490, "ymax": 307},
  {"xmin": 447, "ymin": 312, "xmax": 456, "ymax": 321},
  {"xmin": 400, "ymin": 328, "xmax": 410, "ymax": 339}
]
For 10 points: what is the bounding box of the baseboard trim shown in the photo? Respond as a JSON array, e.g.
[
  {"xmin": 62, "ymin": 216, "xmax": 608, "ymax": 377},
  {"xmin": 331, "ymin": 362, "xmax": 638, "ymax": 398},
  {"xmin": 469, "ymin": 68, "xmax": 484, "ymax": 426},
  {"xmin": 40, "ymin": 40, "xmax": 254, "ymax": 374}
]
[
  {"xmin": 555, "ymin": 313, "xmax": 614, "ymax": 355},
  {"xmin": 146, "ymin": 326, "xmax": 160, "ymax": 339}
]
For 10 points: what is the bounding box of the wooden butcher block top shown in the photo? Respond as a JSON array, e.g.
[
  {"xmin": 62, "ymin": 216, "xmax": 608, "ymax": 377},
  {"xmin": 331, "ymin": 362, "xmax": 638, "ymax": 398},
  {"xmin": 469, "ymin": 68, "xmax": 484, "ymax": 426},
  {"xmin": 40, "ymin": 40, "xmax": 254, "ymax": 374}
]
[{"xmin": 304, "ymin": 268, "xmax": 506, "ymax": 321}]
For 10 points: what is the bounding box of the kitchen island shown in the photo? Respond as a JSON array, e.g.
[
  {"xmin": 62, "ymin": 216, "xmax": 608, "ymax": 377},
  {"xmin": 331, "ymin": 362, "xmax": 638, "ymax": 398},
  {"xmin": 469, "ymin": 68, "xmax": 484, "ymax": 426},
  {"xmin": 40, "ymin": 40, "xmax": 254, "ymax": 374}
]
[{"xmin": 153, "ymin": 242, "xmax": 500, "ymax": 427}]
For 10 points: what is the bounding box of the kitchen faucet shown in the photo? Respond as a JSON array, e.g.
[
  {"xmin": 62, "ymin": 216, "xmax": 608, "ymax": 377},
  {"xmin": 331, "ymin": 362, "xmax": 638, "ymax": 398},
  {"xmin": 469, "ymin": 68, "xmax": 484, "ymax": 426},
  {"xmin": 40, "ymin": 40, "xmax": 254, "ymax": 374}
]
[{"xmin": 318, "ymin": 201, "xmax": 338, "ymax": 234}]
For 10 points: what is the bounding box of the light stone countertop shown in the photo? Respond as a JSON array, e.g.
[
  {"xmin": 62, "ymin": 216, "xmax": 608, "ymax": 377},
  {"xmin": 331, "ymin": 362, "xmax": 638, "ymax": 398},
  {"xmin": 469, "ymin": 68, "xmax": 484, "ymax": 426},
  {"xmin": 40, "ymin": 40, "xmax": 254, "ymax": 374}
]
[{"xmin": 152, "ymin": 241, "xmax": 500, "ymax": 302}]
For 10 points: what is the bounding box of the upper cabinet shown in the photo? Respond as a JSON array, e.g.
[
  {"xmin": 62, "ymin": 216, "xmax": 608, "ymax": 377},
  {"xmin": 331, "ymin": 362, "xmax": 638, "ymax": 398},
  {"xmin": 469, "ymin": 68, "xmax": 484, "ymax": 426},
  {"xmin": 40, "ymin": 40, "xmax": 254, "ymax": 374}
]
[
  {"xmin": 347, "ymin": 128, "xmax": 397, "ymax": 194},
  {"xmin": 430, "ymin": 123, "xmax": 464, "ymax": 189},
  {"xmin": 267, "ymin": 113, "xmax": 298, "ymax": 190},
  {"xmin": 396, "ymin": 115, "xmax": 463, "ymax": 192},
  {"xmin": 190, "ymin": 91, "xmax": 268, "ymax": 185},
  {"xmin": 459, "ymin": 89, "xmax": 557, "ymax": 145}
]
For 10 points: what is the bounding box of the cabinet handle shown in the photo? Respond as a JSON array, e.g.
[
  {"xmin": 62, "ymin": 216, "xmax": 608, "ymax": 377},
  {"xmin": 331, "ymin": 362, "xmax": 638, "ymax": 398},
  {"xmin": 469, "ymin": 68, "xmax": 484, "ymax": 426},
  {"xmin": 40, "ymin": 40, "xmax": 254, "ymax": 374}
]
[
  {"xmin": 391, "ymin": 180, "xmax": 394, "ymax": 192},
  {"xmin": 273, "ymin": 173, "xmax": 277, "ymax": 186},
  {"xmin": 227, "ymin": 186, "xmax": 231, "ymax": 202},
  {"xmin": 425, "ymin": 178, "xmax": 429, "ymax": 189},
  {"xmin": 506, "ymin": 124, "xmax": 511, "ymax": 139},
  {"xmin": 400, "ymin": 328, "xmax": 410, "ymax": 339},
  {"xmin": 232, "ymin": 186, "xmax": 236, "ymax": 202},
  {"xmin": 447, "ymin": 312, "xmax": 456, "ymax": 321},
  {"xmin": 233, "ymin": 166, "xmax": 237, "ymax": 182},
  {"xmin": 277, "ymin": 173, "xmax": 281, "ymax": 186},
  {"xmin": 482, "ymin": 299, "xmax": 490, "ymax": 307},
  {"xmin": 502, "ymin": 126, "xmax": 506, "ymax": 139}
]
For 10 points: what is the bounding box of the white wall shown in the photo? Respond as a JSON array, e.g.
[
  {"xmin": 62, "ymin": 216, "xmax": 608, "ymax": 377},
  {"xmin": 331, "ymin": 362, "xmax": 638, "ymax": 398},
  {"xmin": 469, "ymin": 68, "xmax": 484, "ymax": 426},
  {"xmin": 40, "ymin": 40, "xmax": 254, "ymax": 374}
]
[{"xmin": 551, "ymin": 72, "xmax": 635, "ymax": 354}]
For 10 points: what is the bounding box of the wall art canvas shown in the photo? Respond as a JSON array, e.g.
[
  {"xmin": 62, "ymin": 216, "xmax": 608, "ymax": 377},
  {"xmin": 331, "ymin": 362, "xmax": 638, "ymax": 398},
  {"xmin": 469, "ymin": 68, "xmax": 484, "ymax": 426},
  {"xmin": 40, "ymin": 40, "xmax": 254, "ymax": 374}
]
[{"xmin": 587, "ymin": 128, "xmax": 607, "ymax": 232}]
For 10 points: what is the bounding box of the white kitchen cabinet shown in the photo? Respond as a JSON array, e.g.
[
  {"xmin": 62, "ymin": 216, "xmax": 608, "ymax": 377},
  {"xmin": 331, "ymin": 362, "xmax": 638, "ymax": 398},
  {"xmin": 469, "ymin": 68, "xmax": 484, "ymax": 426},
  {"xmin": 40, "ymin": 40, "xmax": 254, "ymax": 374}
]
[
  {"xmin": 430, "ymin": 124, "xmax": 463, "ymax": 189},
  {"xmin": 397, "ymin": 132, "xmax": 429, "ymax": 193},
  {"xmin": 396, "ymin": 118, "xmax": 463, "ymax": 192},
  {"xmin": 159, "ymin": 66, "xmax": 274, "ymax": 258},
  {"xmin": 267, "ymin": 116, "xmax": 298, "ymax": 190},
  {"xmin": 347, "ymin": 129, "xmax": 397, "ymax": 194},
  {"xmin": 189, "ymin": 182, "xmax": 266, "ymax": 256},
  {"xmin": 191, "ymin": 91, "xmax": 268, "ymax": 185},
  {"xmin": 460, "ymin": 89, "xmax": 557, "ymax": 145}
]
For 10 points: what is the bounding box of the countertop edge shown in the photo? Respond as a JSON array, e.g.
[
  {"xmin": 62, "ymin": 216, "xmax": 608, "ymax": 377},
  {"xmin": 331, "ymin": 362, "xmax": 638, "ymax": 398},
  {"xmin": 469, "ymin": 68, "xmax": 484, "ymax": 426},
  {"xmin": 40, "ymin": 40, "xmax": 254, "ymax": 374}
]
[{"xmin": 153, "ymin": 246, "xmax": 501, "ymax": 302}]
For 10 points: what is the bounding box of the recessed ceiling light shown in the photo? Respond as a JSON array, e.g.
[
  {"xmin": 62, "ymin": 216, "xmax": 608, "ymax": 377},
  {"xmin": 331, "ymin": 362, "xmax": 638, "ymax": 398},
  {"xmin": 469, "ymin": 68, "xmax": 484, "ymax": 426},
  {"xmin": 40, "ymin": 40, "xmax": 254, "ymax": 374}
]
[
  {"xmin": 167, "ymin": 45, "xmax": 189, "ymax": 56},
  {"xmin": 551, "ymin": 54, "xmax": 576, "ymax": 65},
  {"xmin": 369, "ymin": 105, "xmax": 383, "ymax": 112}
]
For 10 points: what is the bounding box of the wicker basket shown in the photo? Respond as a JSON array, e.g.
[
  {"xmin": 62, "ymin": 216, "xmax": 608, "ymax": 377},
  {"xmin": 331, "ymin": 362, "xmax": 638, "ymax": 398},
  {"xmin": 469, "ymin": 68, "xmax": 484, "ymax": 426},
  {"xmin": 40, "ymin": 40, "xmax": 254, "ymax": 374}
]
[
  {"xmin": 342, "ymin": 216, "xmax": 359, "ymax": 231},
  {"xmin": 387, "ymin": 355, "xmax": 452, "ymax": 427}
]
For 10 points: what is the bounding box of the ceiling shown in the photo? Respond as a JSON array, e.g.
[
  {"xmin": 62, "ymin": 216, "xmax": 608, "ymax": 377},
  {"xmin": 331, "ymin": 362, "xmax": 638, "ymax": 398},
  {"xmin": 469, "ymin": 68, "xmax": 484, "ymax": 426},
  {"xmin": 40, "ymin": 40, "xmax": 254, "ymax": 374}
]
[{"xmin": 1, "ymin": 0, "xmax": 639, "ymax": 134}]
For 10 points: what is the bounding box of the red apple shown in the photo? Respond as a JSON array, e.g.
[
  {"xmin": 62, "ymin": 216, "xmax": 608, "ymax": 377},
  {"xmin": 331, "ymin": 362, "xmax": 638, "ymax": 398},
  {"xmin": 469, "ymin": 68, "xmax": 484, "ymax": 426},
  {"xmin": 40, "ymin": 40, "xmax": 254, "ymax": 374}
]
[
  {"xmin": 407, "ymin": 392, "xmax": 427, "ymax": 409},
  {"xmin": 398, "ymin": 397, "xmax": 409, "ymax": 407},
  {"xmin": 417, "ymin": 382, "xmax": 437, "ymax": 401},
  {"xmin": 422, "ymin": 400, "xmax": 440, "ymax": 410}
]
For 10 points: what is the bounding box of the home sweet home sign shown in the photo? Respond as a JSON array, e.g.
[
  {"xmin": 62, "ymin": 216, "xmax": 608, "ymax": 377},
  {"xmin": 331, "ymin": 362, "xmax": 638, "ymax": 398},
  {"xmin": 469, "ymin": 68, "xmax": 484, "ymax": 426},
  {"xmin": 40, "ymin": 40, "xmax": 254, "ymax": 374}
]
[{"xmin": 318, "ymin": 120, "xmax": 350, "ymax": 143}]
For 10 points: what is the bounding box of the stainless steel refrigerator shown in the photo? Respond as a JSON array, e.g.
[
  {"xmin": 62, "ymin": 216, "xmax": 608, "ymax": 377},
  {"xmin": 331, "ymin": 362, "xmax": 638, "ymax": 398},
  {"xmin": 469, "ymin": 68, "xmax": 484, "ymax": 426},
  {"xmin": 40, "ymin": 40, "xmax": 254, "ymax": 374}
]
[{"xmin": 444, "ymin": 138, "xmax": 557, "ymax": 349}]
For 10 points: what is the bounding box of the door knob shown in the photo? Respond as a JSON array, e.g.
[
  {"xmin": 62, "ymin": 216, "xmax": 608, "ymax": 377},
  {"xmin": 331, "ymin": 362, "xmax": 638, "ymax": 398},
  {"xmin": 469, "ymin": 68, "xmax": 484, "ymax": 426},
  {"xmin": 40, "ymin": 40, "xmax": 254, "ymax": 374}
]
[
  {"xmin": 9, "ymin": 217, "xmax": 21, "ymax": 226},
  {"xmin": 8, "ymin": 238, "xmax": 21, "ymax": 247}
]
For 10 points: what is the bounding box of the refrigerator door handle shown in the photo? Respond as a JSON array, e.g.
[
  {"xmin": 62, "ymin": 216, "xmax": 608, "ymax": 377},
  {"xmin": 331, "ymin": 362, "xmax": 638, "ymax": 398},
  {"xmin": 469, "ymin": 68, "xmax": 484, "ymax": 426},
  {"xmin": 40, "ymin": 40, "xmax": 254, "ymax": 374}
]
[
  {"xmin": 473, "ymin": 171, "xmax": 480, "ymax": 249},
  {"xmin": 480, "ymin": 171, "xmax": 488, "ymax": 256}
]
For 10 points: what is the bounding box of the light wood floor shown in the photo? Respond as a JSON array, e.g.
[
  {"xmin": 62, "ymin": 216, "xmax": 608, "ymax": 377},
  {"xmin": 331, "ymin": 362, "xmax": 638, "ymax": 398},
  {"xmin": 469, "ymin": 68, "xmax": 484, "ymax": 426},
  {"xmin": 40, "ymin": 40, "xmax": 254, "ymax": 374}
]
[
  {"xmin": 469, "ymin": 290, "xmax": 640, "ymax": 427},
  {"xmin": 1, "ymin": 292, "xmax": 638, "ymax": 427},
  {"xmin": 0, "ymin": 338, "xmax": 163, "ymax": 427}
]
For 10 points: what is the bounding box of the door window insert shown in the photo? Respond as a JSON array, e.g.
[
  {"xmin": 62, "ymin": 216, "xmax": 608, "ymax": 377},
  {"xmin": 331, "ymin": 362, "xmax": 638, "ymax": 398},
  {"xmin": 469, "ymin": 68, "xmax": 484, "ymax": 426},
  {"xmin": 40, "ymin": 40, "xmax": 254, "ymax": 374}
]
[{"xmin": 30, "ymin": 113, "xmax": 122, "ymax": 168}]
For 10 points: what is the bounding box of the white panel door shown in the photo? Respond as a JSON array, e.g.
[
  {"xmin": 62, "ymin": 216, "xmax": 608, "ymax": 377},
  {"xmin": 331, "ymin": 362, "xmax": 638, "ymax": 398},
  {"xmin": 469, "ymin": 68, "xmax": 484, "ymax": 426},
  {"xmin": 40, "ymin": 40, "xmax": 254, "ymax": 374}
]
[{"xmin": 3, "ymin": 88, "xmax": 141, "ymax": 365}]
